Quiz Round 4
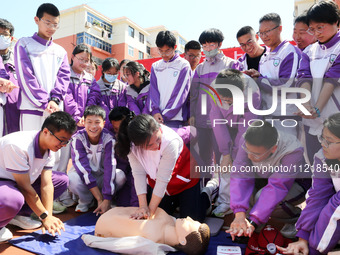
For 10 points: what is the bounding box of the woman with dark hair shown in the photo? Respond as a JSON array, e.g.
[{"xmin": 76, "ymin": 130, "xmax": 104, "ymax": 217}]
[
  {"xmin": 115, "ymin": 113, "xmax": 205, "ymax": 222},
  {"xmin": 124, "ymin": 61, "xmax": 150, "ymax": 115},
  {"xmin": 278, "ymin": 112, "xmax": 340, "ymax": 255},
  {"xmin": 97, "ymin": 57, "xmax": 127, "ymax": 130},
  {"xmin": 296, "ymin": 0, "xmax": 340, "ymax": 165},
  {"xmin": 119, "ymin": 59, "xmax": 129, "ymax": 83}
]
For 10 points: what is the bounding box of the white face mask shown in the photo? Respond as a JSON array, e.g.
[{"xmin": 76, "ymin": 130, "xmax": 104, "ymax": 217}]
[
  {"xmin": 203, "ymin": 48, "xmax": 219, "ymax": 58},
  {"xmin": 0, "ymin": 35, "xmax": 11, "ymax": 50},
  {"xmin": 104, "ymin": 73, "xmax": 117, "ymax": 83}
]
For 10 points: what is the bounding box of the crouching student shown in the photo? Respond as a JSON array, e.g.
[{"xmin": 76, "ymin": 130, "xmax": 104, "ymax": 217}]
[
  {"xmin": 278, "ymin": 113, "xmax": 340, "ymax": 255},
  {"xmin": 115, "ymin": 113, "xmax": 206, "ymax": 222},
  {"xmin": 0, "ymin": 111, "xmax": 76, "ymax": 242},
  {"xmin": 228, "ymin": 121, "xmax": 311, "ymax": 240},
  {"xmin": 69, "ymin": 105, "xmax": 126, "ymax": 213}
]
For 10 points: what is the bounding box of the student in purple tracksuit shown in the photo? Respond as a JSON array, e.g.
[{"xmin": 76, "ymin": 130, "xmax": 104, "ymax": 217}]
[
  {"xmin": 190, "ymin": 28, "xmax": 238, "ymax": 168},
  {"xmin": 278, "ymin": 113, "xmax": 340, "ymax": 255},
  {"xmin": 296, "ymin": 1, "xmax": 340, "ymax": 166},
  {"xmin": 147, "ymin": 30, "xmax": 192, "ymax": 128},
  {"xmin": 228, "ymin": 121, "xmax": 311, "ymax": 240},
  {"xmin": 64, "ymin": 44, "xmax": 101, "ymax": 129},
  {"xmin": 0, "ymin": 19, "xmax": 20, "ymax": 135},
  {"xmin": 202, "ymin": 69, "xmax": 261, "ymax": 217},
  {"xmin": 97, "ymin": 58, "xmax": 127, "ymax": 131},
  {"xmin": 292, "ymin": 13, "xmax": 316, "ymax": 51},
  {"xmin": 124, "ymin": 61, "xmax": 150, "ymax": 115},
  {"xmin": 14, "ymin": 3, "xmax": 70, "ymax": 131},
  {"xmin": 250, "ymin": 13, "xmax": 301, "ymax": 136},
  {"xmin": 69, "ymin": 106, "xmax": 126, "ymax": 214}
]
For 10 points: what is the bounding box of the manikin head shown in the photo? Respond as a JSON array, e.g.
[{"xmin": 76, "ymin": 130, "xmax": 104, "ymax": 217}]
[
  {"xmin": 173, "ymin": 217, "xmax": 210, "ymax": 255},
  {"xmin": 243, "ymin": 121, "xmax": 279, "ymax": 163}
]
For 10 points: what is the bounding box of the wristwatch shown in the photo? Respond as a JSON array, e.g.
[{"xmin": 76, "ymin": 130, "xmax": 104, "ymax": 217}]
[
  {"xmin": 49, "ymin": 97, "xmax": 60, "ymax": 105},
  {"xmin": 247, "ymin": 218, "xmax": 258, "ymax": 229},
  {"xmin": 39, "ymin": 211, "xmax": 49, "ymax": 221}
]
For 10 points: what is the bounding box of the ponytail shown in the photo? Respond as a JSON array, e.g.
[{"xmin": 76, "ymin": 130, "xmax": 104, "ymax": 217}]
[{"xmin": 115, "ymin": 111, "xmax": 136, "ymax": 158}]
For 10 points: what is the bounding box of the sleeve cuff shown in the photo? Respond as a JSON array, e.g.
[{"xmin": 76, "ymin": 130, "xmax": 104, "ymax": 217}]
[
  {"xmin": 86, "ymin": 182, "xmax": 97, "ymax": 190},
  {"xmin": 296, "ymin": 229, "xmax": 310, "ymax": 241},
  {"xmin": 232, "ymin": 207, "xmax": 247, "ymax": 214},
  {"xmin": 103, "ymin": 194, "xmax": 113, "ymax": 200},
  {"xmin": 151, "ymin": 109, "xmax": 161, "ymax": 115},
  {"xmin": 248, "ymin": 215, "xmax": 261, "ymax": 226}
]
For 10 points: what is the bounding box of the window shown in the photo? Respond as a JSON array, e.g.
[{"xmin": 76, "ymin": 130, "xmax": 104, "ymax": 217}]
[
  {"xmin": 139, "ymin": 33, "xmax": 144, "ymax": 44},
  {"xmin": 128, "ymin": 26, "xmax": 135, "ymax": 38},
  {"xmin": 87, "ymin": 12, "xmax": 112, "ymax": 33},
  {"xmin": 139, "ymin": 51, "xmax": 144, "ymax": 60},
  {"xmin": 128, "ymin": 46, "xmax": 134, "ymax": 56},
  {"xmin": 146, "ymin": 46, "xmax": 151, "ymax": 55},
  {"xmin": 77, "ymin": 32, "xmax": 112, "ymax": 53},
  {"xmin": 179, "ymin": 36, "xmax": 186, "ymax": 46}
]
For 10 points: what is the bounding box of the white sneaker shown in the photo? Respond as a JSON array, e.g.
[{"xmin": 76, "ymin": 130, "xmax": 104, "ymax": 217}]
[
  {"xmin": 8, "ymin": 215, "xmax": 42, "ymax": 230},
  {"xmin": 75, "ymin": 199, "xmax": 95, "ymax": 213},
  {"xmin": 212, "ymin": 204, "xmax": 233, "ymax": 218},
  {"xmin": 60, "ymin": 198, "xmax": 77, "ymax": 208},
  {"xmin": 280, "ymin": 223, "xmax": 297, "ymax": 239},
  {"xmin": 0, "ymin": 227, "xmax": 13, "ymax": 242}
]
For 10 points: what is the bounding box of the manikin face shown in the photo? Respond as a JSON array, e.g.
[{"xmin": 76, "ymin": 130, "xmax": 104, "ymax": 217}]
[
  {"xmin": 258, "ymin": 21, "xmax": 282, "ymax": 50},
  {"xmin": 320, "ymin": 127, "xmax": 340, "ymax": 160},
  {"xmin": 43, "ymin": 128, "xmax": 72, "ymax": 152},
  {"xmin": 175, "ymin": 217, "xmax": 201, "ymax": 245},
  {"xmin": 145, "ymin": 128, "xmax": 162, "ymax": 151},
  {"xmin": 72, "ymin": 52, "xmax": 90, "ymax": 74},
  {"xmin": 237, "ymin": 33, "xmax": 261, "ymax": 58},
  {"xmin": 84, "ymin": 115, "xmax": 105, "ymax": 144},
  {"xmin": 307, "ymin": 21, "xmax": 338, "ymax": 44},
  {"xmin": 293, "ymin": 22, "xmax": 316, "ymax": 50},
  {"xmin": 34, "ymin": 13, "xmax": 60, "ymax": 40}
]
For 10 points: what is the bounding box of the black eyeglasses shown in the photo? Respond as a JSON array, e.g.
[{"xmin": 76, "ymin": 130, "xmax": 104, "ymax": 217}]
[
  {"xmin": 256, "ymin": 25, "xmax": 279, "ymax": 37},
  {"xmin": 49, "ymin": 130, "xmax": 70, "ymax": 145}
]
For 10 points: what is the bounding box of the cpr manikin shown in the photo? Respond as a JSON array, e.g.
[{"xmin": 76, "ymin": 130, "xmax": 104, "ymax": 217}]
[{"xmin": 87, "ymin": 207, "xmax": 210, "ymax": 255}]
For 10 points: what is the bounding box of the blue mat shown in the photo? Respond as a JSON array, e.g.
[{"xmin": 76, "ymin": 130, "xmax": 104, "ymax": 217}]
[{"xmin": 9, "ymin": 213, "xmax": 246, "ymax": 255}]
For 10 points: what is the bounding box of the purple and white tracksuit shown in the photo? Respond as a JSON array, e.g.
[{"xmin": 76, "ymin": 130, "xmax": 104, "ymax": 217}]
[
  {"xmin": 97, "ymin": 77, "xmax": 127, "ymax": 130},
  {"xmin": 14, "ymin": 33, "xmax": 70, "ymax": 131},
  {"xmin": 126, "ymin": 81, "xmax": 150, "ymax": 115},
  {"xmin": 1, "ymin": 50, "xmax": 20, "ymax": 135},
  {"xmin": 296, "ymin": 149, "xmax": 340, "ymax": 255},
  {"xmin": 69, "ymin": 128, "xmax": 126, "ymax": 205},
  {"xmin": 0, "ymin": 58, "xmax": 7, "ymax": 137},
  {"xmin": 64, "ymin": 68, "xmax": 101, "ymax": 125},
  {"xmin": 230, "ymin": 132, "xmax": 310, "ymax": 226},
  {"xmin": 258, "ymin": 41, "xmax": 301, "ymax": 136},
  {"xmin": 190, "ymin": 52, "xmax": 238, "ymax": 166},
  {"xmin": 296, "ymin": 31, "xmax": 340, "ymax": 164},
  {"xmin": 0, "ymin": 131, "xmax": 68, "ymax": 228}
]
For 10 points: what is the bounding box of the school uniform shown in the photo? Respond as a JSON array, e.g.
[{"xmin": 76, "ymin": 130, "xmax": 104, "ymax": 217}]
[
  {"xmin": 230, "ymin": 132, "xmax": 311, "ymax": 226},
  {"xmin": 295, "ymin": 149, "xmax": 340, "ymax": 255},
  {"xmin": 258, "ymin": 40, "xmax": 301, "ymax": 136},
  {"xmin": 238, "ymin": 47, "xmax": 266, "ymax": 71},
  {"xmin": 0, "ymin": 59, "xmax": 7, "ymax": 137},
  {"xmin": 69, "ymin": 128, "xmax": 125, "ymax": 206},
  {"xmin": 1, "ymin": 50, "xmax": 20, "ymax": 135},
  {"xmin": 14, "ymin": 33, "xmax": 70, "ymax": 131},
  {"xmin": 296, "ymin": 31, "xmax": 340, "ymax": 164},
  {"xmin": 0, "ymin": 131, "xmax": 68, "ymax": 228},
  {"xmin": 126, "ymin": 81, "xmax": 150, "ymax": 115},
  {"xmin": 128, "ymin": 125, "xmax": 204, "ymax": 221}
]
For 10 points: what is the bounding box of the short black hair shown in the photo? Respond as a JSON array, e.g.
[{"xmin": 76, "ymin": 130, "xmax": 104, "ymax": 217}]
[
  {"xmin": 306, "ymin": 0, "xmax": 340, "ymax": 26},
  {"xmin": 109, "ymin": 106, "xmax": 132, "ymax": 122},
  {"xmin": 294, "ymin": 12, "xmax": 308, "ymax": 25},
  {"xmin": 199, "ymin": 28, "xmax": 224, "ymax": 44},
  {"xmin": 259, "ymin": 13, "xmax": 282, "ymax": 26},
  {"xmin": 244, "ymin": 121, "xmax": 279, "ymax": 149},
  {"xmin": 71, "ymin": 44, "xmax": 92, "ymax": 66},
  {"xmin": 41, "ymin": 111, "xmax": 76, "ymax": 134},
  {"xmin": 156, "ymin": 30, "xmax": 176, "ymax": 48},
  {"xmin": 185, "ymin": 40, "xmax": 201, "ymax": 52},
  {"xmin": 36, "ymin": 3, "xmax": 60, "ymax": 19},
  {"xmin": 215, "ymin": 69, "xmax": 245, "ymax": 98},
  {"xmin": 0, "ymin": 19, "xmax": 14, "ymax": 36},
  {"xmin": 236, "ymin": 26, "xmax": 255, "ymax": 39},
  {"xmin": 83, "ymin": 105, "xmax": 106, "ymax": 120},
  {"xmin": 323, "ymin": 112, "xmax": 340, "ymax": 139},
  {"xmin": 102, "ymin": 57, "xmax": 119, "ymax": 72}
]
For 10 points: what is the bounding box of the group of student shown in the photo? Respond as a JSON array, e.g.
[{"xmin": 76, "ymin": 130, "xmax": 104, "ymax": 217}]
[{"xmin": 0, "ymin": 1, "xmax": 339, "ymax": 254}]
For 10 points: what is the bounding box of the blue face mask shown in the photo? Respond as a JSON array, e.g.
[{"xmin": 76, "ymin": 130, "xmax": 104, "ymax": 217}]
[
  {"xmin": 104, "ymin": 73, "xmax": 117, "ymax": 83},
  {"xmin": 203, "ymin": 48, "xmax": 219, "ymax": 58}
]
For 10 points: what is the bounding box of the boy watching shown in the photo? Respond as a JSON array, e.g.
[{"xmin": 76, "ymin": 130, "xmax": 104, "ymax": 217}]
[
  {"xmin": 184, "ymin": 40, "xmax": 202, "ymax": 71},
  {"xmin": 69, "ymin": 105, "xmax": 126, "ymax": 214},
  {"xmin": 147, "ymin": 30, "xmax": 192, "ymax": 128},
  {"xmin": 228, "ymin": 121, "xmax": 311, "ymax": 239},
  {"xmin": 14, "ymin": 3, "xmax": 70, "ymax": 131},
  {"xmin": 0, "ymin": 111, "xmax": 76, "ymax": 242}
]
